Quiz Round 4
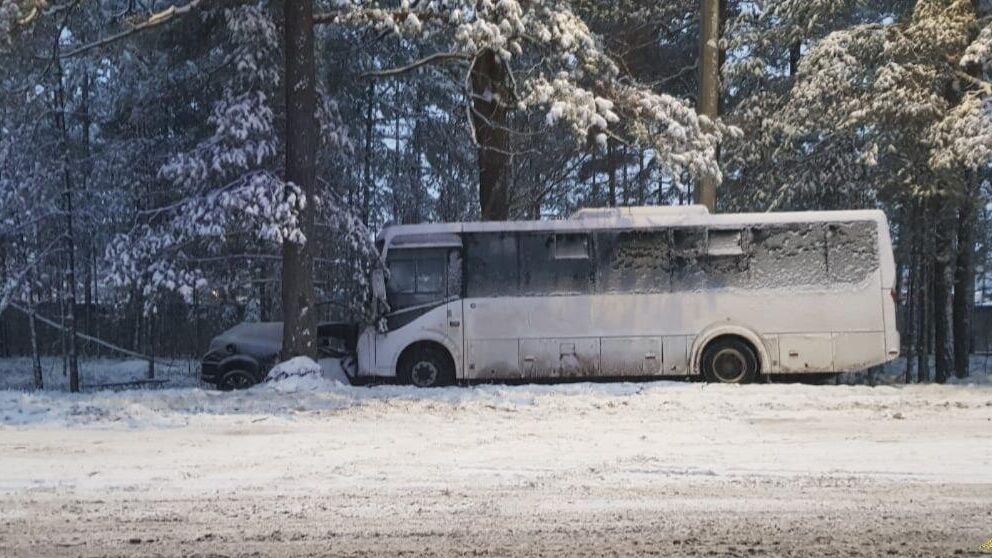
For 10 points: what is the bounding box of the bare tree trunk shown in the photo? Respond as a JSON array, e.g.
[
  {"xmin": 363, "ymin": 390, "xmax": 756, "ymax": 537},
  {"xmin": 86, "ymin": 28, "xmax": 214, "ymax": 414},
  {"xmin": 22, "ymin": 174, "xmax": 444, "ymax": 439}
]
[
  {"xmin": 54, "ymin": 52, "xmax": 80, "ymax": 393},
  {"xmin": 590, "ymin": 148, "xmax": 600, "ymax": 205},
  {"xmin": 637, "ymin": 150, "xmax": 645, "ymax": 205},
  {"xmin": 84, "ymin": 247, "xmax": 92, "ymax": 349},
  {"xmin": 789, "ymin": 41, "xmax": 801, "ymax": 77},
  {"xmin": 953, "ymin": 180, "xmax": 977, "ymax": 379},
  {"xmin": 696, "ymin": 0, "xmax": 721, "ymax": 212},
  {"xmin": 281, "ymin": 0, "xmax": 318, "ymax": 360},
  {"xmin": 28, "ymin": 260, "xmax": 43, "ymax": 390},
  {"xmin": 192, "ymin": 287, "xmax": 201, "ymax": 357},
  {"xmin": 904, "ymin": 206, "xmax": 918, "ymax": 383},
  {"xmin": 607, "ymin": 138, "xmax": 617, "ymax": 207},
  {"xmin": 933, "ymin": 199, "xmax": 955, "ymax": 384},
  {"xmin": 917, "ymin": 205, "xmax": 931, "ymax": 383},
  {"xmin": 80, "ymin": 69, "xmax": 93, "ymax": 350},
  {"xmin": 28, "ymin": 310, "xmax": 42, "ymax": 388},
  {"xmin": 362, "ymin": 81, "xmax": 375, "ymax": 226},
  {"xmin": 92, "ymin": 247, "xmax": 99, "ymax": 354},
  {"xmin": 60, "ymin": 272, "xmax": 67, "ymax": 378},
  {"xmin": 621, "ymin": 144, "xmax": 630, "ymax": 206},
  {"xmin": 470, "ymin": 49, "xmax": 511, "ymax": 221},
  {"xmin": 411, "ymin": 101, "xmax": 425, "ymax": 222},
  {"xmin": 259, "ymin": 280, "xmax": 269, "ymax": 323},
  {"xmin": 392, "ymin": 105, "xmax": 403, "ymax": 222},
  {"xmin": 0, "ymin": 242, "xmax": 7, "ymax": 358},
  {"xmin": 147, "ymin": 310, "xmax": 155, "ymax": 379},
  {"xmin": 132, "ymin": 285, "xmax": 143, "ymax": 352},
  {"xmin": 529, "ymin": 156, "xmax": 541, "ymax": 219}
]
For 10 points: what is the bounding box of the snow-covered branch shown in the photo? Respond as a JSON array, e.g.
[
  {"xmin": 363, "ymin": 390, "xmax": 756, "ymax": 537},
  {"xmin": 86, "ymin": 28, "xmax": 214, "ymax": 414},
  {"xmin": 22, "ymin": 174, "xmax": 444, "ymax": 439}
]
[
  {"xmin": 58, "ymin": 0, "xmax": 208, "ymax": 58},
  {"xmin": 361, "ymin": 52, "xmax": 471, "ymax": 78}
]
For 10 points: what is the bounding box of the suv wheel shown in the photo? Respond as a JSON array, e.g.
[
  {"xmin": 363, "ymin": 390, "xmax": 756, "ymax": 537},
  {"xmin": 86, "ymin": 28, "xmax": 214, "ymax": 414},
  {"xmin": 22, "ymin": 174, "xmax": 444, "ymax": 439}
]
[{"xmin": 219, "ymin": 369, "xmax": 259, "ymax": 391}]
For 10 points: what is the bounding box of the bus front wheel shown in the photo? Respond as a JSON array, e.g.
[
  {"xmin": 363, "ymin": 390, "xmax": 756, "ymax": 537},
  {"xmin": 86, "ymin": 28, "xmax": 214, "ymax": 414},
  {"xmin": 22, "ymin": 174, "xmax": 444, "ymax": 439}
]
[
  {"xmin": 398, "ymin": 344, "xmax": 455, "ymax": 388},
  {"xmin": 701, "ymin": 338, "xmax": 759, "ymax": 384}
]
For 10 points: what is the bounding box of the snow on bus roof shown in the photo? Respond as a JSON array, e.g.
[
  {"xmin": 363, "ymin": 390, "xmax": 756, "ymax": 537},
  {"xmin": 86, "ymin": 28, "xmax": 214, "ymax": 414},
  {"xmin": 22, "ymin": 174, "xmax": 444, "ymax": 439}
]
[
  {"xmin": 378, "ymin": 206, "xmax": 887, "ymax": 246},
  {"xmin": 570, "ymin": 206, "xmax": 712, "ymax": 219}
]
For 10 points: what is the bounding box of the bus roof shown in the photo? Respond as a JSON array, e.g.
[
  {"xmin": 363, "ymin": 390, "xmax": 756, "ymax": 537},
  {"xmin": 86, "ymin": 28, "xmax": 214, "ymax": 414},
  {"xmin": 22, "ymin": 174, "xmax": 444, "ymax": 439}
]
[{"xmin": 378, "ymin": 206, "xmax": 889, "ymax": 248}]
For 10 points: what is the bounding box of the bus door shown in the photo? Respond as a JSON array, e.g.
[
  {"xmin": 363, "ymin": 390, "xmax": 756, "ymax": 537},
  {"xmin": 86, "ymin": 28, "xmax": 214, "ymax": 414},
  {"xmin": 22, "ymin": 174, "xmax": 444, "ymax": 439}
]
[{"xmin": 378, "ymin": 246, "xmax": 464, "ymax": 372}]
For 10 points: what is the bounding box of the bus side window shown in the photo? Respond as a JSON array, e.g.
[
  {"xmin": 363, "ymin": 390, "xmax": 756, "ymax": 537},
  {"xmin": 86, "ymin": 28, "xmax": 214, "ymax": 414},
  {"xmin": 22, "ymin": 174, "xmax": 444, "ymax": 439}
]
[
  {"xmin": 671, "ymin": 228, "xmax": 706, "ymax": 291},
  {"xmin": 751, "ymin": 223, "xmax": 830, "ymax": 288},
  {"xmin": 385, "ymin": 249, "xmax": 449, "ymax": 312},
  {"xmin": 827, "ymin": 221, "xmax": 879, "ymax": 283},
  {"xmin": 707, "ymin": 229, "xmax": 747, "ymax": 257},
  {"xmin": 702, "ymin": 229, "xmax": 752, "ymax": 287},
  {"xmin": 596, "ymin": 230, "xmax": 672, "ymax": 294},
  {"xmin": 465, "ymin": 232, "xmax": 519, "ymax": 297},
  {"xmin": 389, "ymin": 260, "xmax": 417, "ymax": 294},
  {"xmin": 554, "ymin": 234, "xmax": 590, "ymax": 260},
  {"xmin": 672, "ymin": 228, "xmax": 705, "ymax": 256},
  {"xmin": 415, "ymin": 259, "xmax": 444, "ymax": 294},
  {"xmin": 519, "ymin": 233, "xmax": 595, "ymax": 296}
]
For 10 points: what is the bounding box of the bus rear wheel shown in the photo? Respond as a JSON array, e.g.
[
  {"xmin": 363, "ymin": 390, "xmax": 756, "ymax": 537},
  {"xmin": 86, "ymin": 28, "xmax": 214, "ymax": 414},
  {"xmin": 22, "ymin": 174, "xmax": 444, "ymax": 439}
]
[
  {"xmin": 399, "ymin": 345, "xmax": 455, "ymax": 388},
  {"xmin": 701, "ymin": 338, "xmax": 759, "ymax": 384}
]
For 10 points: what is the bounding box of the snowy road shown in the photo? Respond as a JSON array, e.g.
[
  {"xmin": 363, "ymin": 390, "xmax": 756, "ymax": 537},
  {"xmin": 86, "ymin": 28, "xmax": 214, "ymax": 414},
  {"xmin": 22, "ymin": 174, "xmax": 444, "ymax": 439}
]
[{"xmin": 1, "ymin": 379, "xmax": 991, "ymax": 556}]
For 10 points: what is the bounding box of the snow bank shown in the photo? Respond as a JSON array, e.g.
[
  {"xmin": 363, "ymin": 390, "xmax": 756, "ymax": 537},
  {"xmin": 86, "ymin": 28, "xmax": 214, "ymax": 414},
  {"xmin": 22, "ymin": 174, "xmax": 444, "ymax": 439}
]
[
  {"xmin": 1, "ymin": 373, "xmax": 990, "ymax": 430},
  {"xmin": 265, "ymin": 356, "xmax": 322, "ymax": 381},
  {"xmin": 263, "ymin": 357, "xmax": 351, "ymax": 392}
]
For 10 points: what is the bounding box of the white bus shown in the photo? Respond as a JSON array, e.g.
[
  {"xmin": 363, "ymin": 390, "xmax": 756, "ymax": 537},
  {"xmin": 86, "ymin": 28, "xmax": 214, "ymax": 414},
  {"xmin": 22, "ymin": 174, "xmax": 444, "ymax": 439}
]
[{"xmin": 354, "ymin": 206, "xmax": 899, "ymax": 386}]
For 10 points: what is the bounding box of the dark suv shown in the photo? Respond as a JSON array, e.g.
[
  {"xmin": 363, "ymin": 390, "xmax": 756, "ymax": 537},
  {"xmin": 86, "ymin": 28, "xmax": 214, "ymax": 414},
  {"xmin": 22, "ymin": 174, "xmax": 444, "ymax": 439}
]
[{"xmin": 201, "ymin": 322, "xmax": 357, "ymax": 390}]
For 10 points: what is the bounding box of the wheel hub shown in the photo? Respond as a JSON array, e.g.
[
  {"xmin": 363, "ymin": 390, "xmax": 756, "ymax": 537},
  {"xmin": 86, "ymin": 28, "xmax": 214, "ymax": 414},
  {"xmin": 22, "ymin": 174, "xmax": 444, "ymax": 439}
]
[
  {"xmin": 712, "ymin": 349, "xmax": 747, "ymax": 383},
  {"xmin": 411, "ymin": 361, "xmax": 439, "ymax": 387}
]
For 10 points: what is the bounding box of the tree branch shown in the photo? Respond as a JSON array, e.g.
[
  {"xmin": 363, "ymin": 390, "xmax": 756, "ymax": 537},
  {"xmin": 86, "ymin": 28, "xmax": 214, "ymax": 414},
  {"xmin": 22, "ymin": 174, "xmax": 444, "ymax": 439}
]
[
  {"xmin": 955, "ymin": 69, "xmax": 992, "ymax": 94},
  {"xmin": 59, "ymin": 0, "xmax": 206, "ymax": 59},
  {"xmin": 361, "ymin": 52, "xmax": 470, "ymax": 79},
  {"xmin": 313, "ymin": 9, "xmax": 436, "ymax": 27}
]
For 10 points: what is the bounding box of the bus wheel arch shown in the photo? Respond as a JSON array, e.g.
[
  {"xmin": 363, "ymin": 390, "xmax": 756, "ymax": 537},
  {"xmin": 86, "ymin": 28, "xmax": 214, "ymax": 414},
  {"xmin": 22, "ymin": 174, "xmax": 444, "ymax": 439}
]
[
  {"xmin": 691, "ymin": 326, "xmax": 767, "ymax": 383},
  {"xmin": 396, "ymin": 341, "xmax": 457, "ymax": 388}
]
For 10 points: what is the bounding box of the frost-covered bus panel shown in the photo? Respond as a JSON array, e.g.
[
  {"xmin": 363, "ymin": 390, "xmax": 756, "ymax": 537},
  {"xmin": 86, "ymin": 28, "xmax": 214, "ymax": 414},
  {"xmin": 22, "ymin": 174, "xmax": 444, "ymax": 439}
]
[{"xmin": 358, "ymin": 206, "xmax": 899, "ymax": 387}]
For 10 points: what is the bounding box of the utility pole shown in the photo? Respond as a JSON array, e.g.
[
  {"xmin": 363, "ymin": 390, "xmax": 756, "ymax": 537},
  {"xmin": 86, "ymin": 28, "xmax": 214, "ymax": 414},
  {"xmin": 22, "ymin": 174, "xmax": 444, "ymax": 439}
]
[{"xmin": 696, "ymin": 0, "xmax": 721, "ymax": 212}]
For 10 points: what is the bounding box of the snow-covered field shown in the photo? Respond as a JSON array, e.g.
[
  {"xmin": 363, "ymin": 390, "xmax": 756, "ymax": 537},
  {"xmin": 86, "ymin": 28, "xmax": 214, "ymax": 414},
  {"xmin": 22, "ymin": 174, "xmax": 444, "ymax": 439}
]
[{"xmin": 1, "ymin": 359, "xmax": 991, "ymax": 557}]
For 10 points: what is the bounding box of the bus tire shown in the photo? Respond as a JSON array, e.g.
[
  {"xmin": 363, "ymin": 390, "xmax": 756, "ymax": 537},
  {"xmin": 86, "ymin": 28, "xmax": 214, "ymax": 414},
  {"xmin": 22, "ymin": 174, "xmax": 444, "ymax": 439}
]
[
  {"xmin": 701, "ymin": 337, "xmax": 759, "ymax": 384},
  {"xmin": 398, "ymin": 344, "xmax": 455, "ymax": 388}
]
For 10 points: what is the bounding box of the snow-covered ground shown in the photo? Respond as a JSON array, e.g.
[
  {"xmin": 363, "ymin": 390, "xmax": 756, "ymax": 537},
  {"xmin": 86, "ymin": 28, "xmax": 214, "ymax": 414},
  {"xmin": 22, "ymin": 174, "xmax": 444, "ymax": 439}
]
[
  {"xmin": 0, "ymin": 360, "xmax": 991, "ymax": 556},
  {"xmin": 1, "ymin": 353, "xmax": 989, "ymax": 393}
]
